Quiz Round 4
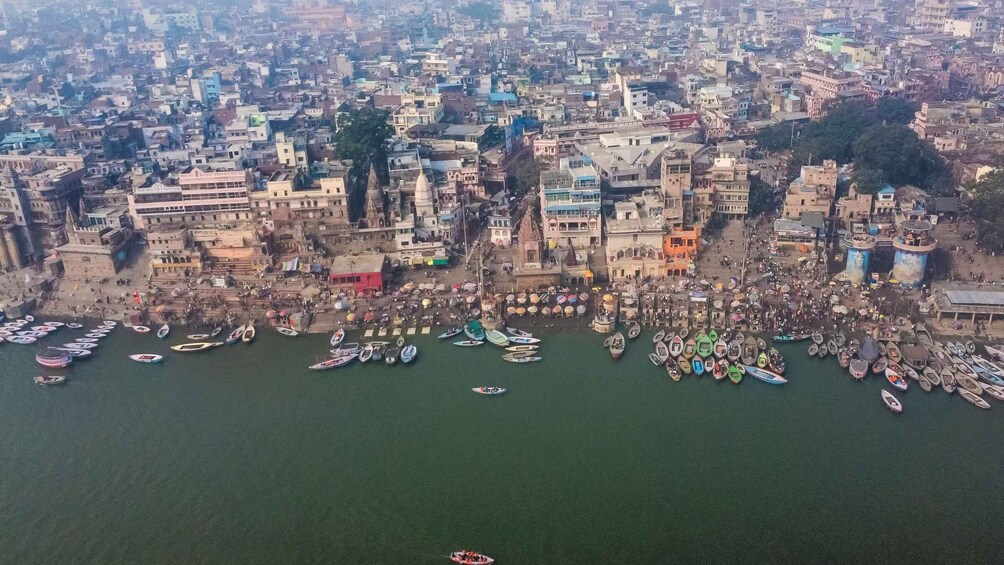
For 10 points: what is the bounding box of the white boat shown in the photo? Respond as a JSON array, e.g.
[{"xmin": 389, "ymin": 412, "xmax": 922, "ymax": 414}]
[
  {"xmin": 652, "ymin": 330, "xmax": 666, "ymax": 343},
  {"xmin": 210, "ymin": 327, "xmax": 223, "ymax": 337},
  {"xmin": 242, "ymin": 324, "xmax": 256, "ymax": 343},
  {"xmin": 6, "ymin": 336, "xmax": 37, "ymax": 344},
  {"xmin": 157, "ymin": 324, "xmax": 170, "ymax": 339},
  {"xmin": 129, "ymin": 354, "xmax": 164, "ymax": 364},
  {"xmin": 502, "ymin": 355, "xmax": 542, "ymax": 363},
  {"xmin": 62, "ymin": 342, "xmax": 97, "ymax": 349},
  {"xmin": 31, "ymin": 325, "xmax": 58, "ymax": 332},
  {"xmin": 359, "ymin": 344, "xmax": 374, "ymax": 362},
  {"xmin": 309, "ymin": 356, "xmax": 354, "ymax": 370},
  {"xmin": 66, "ymin": 323, "xmax": 84, "ymax": 329},
  {"xmin": 42, "ymin": 321, "xmax": 64, "ymax": 327},
  {"xmin": 34, "ymin": 375, "xmax": 66, "ymax": 385},
  {"xmin": 226, "ymin": 325, "xmax": 245, "ymax": 344},
  {"xmin": 881, "ymin": 390, "xmax": 903, "ymax": 413},
  {"xmin": 960, "ymin": 389, "xmax": 991, "ymax": 409},
  {"xmin": 186, "ymin": 334, "xmax": 211, "ymax": 340},
  {"xmin": 472, "ymin": 387, "xmax": 506, "ymax": 395},
  {"xmin": 133, "ymin": 325, "xmax": 151, "ymax": 334},
  {"xmin": 985, "ymin": 343, "xmax": 1004, "ymax": 361},
  {"xmin": 84, "ymin": 333, "xmax": 108, "ymax": 339},
  {"xmin": 506, "ymin": 345, "xmax": 538, "ymax": 352},
  {"xmin": 170, "ymin": 342, "xmax": 223, "ymax": 353},
  {"xmin": 654, "ymin": 340, "xmax": 670, "ymax": 363},
  {"xmin": 102, "ymin": 320, "xmax": 117, "ymax": 326},
  {"xmin": 400, "ymin": 344, "xmax": 417, "ymax": 364},
  {"xmin": 24, "ymin": 314, "xmax": 34, "ymax": 322},
  {"xmin": 17, "ymin": 330, "xmax": 48, "ymax": 337},
  {"xmin": 508, "ymin": 336, "xmax": 541, "ymax": 345},
  {"xmin": 453, "ymin": 340, "xmax": 484, "ymax": 347},
  {"xmin": 55, "ymin": 348, "xmax": 91, "ymax": 359},
  {"xmin": 330, "ymin": 329, "xmax": 345, "ymax": 347},
  {"xmin": 75, "ymin": 338, "xmax": 99, "ymax": 343},
  {"xmin": 276, "ymin": 327, "xmax": 299, "ymax": 337},
  {"xmin": 506, "ymin": 327, "xmax": 533, "ymax": 338}
]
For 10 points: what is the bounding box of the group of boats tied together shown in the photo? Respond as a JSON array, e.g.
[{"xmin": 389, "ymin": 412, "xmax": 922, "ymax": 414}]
[
  {"xmin": 307, "ymin": 328, "xmax": 417, "ymax": 370},
  {"xmin": 605, "ymin": 323, "xmax": 789, "ymax": 386},
  {"xmin": 803, "ymin": 324, "xmax": 1004, "ymax": 412}
]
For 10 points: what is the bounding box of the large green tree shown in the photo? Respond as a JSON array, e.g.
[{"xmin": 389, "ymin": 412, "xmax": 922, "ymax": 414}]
[
  {"xmin": 851, "ymin": 125, "xmax": 952, "ymax": 194},
  {"xmin": 747, "ymin": 175, "xmax": 777, "ymax": 216},
  {"xmin": 968, "ymin": 170, "xmax": 1004, "ymax": 252},
  {"xmin": 876, "ymin": 97, "xmax": 918, "ymax": 125},
  {"xmin": 332, "ymin": 108, "xmax": 394, "ymax": 218},
  {"xmin": 507, "ymin": 158, "xmax": 545, "ymax": 196}
]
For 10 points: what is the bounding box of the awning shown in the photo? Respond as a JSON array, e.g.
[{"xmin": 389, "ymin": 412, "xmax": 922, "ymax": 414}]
[
  {"xmin": 583, "ymin": 269, "xmax": 594, "ymax": 279},
  {"xmin": 280, "ymin": 258, "xmax": 300, "ymax": 272},
  {"xmin": 429, "ymin": 258, "xmax": 449, "ymax": 266}
]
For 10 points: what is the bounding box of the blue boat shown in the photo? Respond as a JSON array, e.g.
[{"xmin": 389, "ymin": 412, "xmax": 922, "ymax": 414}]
[
  {"xmin": 744, "ymin": 365, "xmax": 788, "ymax": 385},
  {"xmin": 464, "ymin": 320, "xmax": 486, "ymax": 341},
  {"xmin": 773, "ymin": 334, "xmax": 809, "ymax": 342},
  {"xmin": 692, "ymin": 356, "xmax": 705, "ymax": 376}
]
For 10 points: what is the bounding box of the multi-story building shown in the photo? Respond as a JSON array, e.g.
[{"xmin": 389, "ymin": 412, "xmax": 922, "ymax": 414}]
[
  {"xmin": 128, "ymin": 168, "xmax": 254, "ymax": 230},
  {"xmin": 252, "ymin": 163, "xmax": 352, "ymax": 253},
  {"xmin": 391, "ymin": 93, "xmax": 444, "ymax": 135},
  {"xmin": 706, "ymin": 157, "xmax": 751, "ymax": 219},
  {"xmin": 539, "ymin": 156, "xmax": 602, "ymax": 248},
  {"xmin": 782, "ymin": 160, "xmax": 837, "ymax": 220},
  {"xmin": 800, "ymin": 69, "xmax": 864, "ymax": 118},
  {"xmin": 605, "ymin": 191, "xmax": 666, "ymax": 281}
]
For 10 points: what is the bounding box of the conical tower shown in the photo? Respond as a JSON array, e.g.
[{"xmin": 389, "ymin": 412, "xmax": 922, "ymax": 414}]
[{"xmin": 362, "ymin": 164, "xmax": 385, "ymax": 228}]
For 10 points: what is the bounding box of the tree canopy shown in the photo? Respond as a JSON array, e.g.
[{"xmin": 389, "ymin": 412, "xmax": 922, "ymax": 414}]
[
  {"xmin": 851, "ymin": 124, "xmax": 952, "ymax": 194},
  {"xmin": 968, "ymin": 170, "xmax": 1004, "ymax": 252},
  {"xmin": 457, "ymin": 2, "xmax": 499, "ymax": 23},
  {"xmin": 507, "ymin": 158, "xmax": 545, "ymax": 197},
  {"xmin": 332, "ymin": 108, "xmax": 394, "ymax": 218}
]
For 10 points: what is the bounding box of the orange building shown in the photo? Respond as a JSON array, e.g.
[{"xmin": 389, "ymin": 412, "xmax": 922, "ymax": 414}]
[{"xmin": 663, "ymin": 228, "xmax": 701, "ymax": 276}]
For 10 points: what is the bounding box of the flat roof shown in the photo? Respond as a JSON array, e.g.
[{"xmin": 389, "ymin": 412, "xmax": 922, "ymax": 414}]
[{"xmin": 944, "ymin": 290, "xmax": 1004, "ymax": 307}]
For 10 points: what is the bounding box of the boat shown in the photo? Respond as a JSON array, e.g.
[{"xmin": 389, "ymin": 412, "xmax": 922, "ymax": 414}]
[
  {"xmin": 472, "ymin": 387, "xmax": 506, "ymax": 395},
  {"xmin": 886, "ymin": 342, "xmax": 902, "ymax": 364},
  {"xmin": 438, "ymin": 327, "xmax": 463, "ymax": 339},
  {"xmin": 683, "ymin": 337, "xmax": 697, "ymax": 359},
  {"xmin": 669, "ymin": 335, "xmax": 684, "ymax": 358},
  {"xmin": 24, "ymin": 314, "xmax": 34, "ymax": 322},
  {"xmin": 226, "ymin": 325, "xmax": 245, "ymax": 344},
  {"xmin": 486, "ymin": 330, "xmax": 510, "ymax": 347},
  {"xmin": 756, "ymin": 352, "xmax": 768, "ymax": 369},
  {"xmin": 872, "ymin": 357, "xmax": 888, "ymax": 374},
  {"xmin": 62, "ymin": 342, "xmax": 96, "ymax": 349},
  {"xmin": 359, "ymin": 344, "xmax": 374, "ymax": 362},
  {"xmin": 54, "ymin": 348, "xmax": 91, "ymax": 358},
  {"xmin": 957, "ymin": 375, "xmax": 984, "ymax": 395},
  {"xmin": 713, "ymin": 338, "xmax": 728, "ymax": 359},
  {"xmin": 6, "ymin": 336, "xmax": 37, "ymax": 344},
  {"xmin": 692, "ymin": 356, "xmax": 705, "ymax": 375},
  {"xmin": 941, "ymin": 369, "xmax": 957, "ymax": 394},
  {"xmin": 666, "ymin": 362, "xmax": 682, "ymax": 381},
  {"xmin": 74, "ymin": 338, "xmax": 98, "ymax": 343},
  {"xmin": 849, "ymin": 359, "xmax": 868, "ymax": 380},
  {"xmin": 981, "ymin": 383, "xmax": 1004, "ymax": 401},
  {"xmin": 507, "ymin": 344, "xmax": 539, "ymax": 353},
  {"xmin": 881, "ymin": 390, "xmax": 903, "ymax": 413},
  {"xmin": 31, "ymin": 325, "xmax": 58, "ymax": 332},
  {"xmin": 453, "ymin": 340, "xmax": 484, "ymax": 347},
  {"xmin": 186, "ymin": 334, "xmax": 210, "ymax": 340},
  {"xmin": 503, "ymin": 354, "xmax": 541, "ymax": 363},
  {"xmin": 918, "ymin": 375, "xmax": 933, "ymax": 392},
  {"xmin": 66, "ymin": 323, "xmax": 83, "ymax": 329},
  {"xmin": 745, "ymin": 365, "xmax": 788, "ymax": 384},
  {"xmin": 507, "ymin": 327, "xmax": 532, "ymax": 338},
  {"xmin": 727, "ymin": 340, "xmax": 741, "ymax": 362},
  {"xmin": 858, "ymin": 338, "xmax": 880, "ymax": 364},
  {"xmin": 310, "ymin": 356, "xmax": 355, "ymax": 370},
  {"xmin": 712, "ymin": 358, "xmax": 728, "ymax": 381},
  {"xmin": 384, "ymin": 347, "xmax": 399, "ymax": 365},
  {"xmin": 678, "ymin": 327, "xmax": 689, "ymax": 339},
  {"xmin": 677, "ymin": 357, "xmax": 692, "ymax": 375},
  {"xmin": 464, "ymin": 320, "xmax": 486, "ymax": 341},
  {"xmin": 878, "ymin": 342, "xmax": 888, "ymax": 357},
  {"xmin": 157, "ymin": 324, "xmax": 170, "ymax": 339},
  {"xmin": 17, "ymin": 330, "xmax": 47, "ymax": 338},
  {"xmin": 774, "ymin": 334, "xmax": 807, "ymax": 342},
  {"xmin": 985, "ymin": 343, "xmax": 1004, "ymax": 361},
  {"xmin": 959, "ymin": 389, "xmax": 990, "ymax": 409},
  {"xmin": 654, "ymin": 340, "xmax": 670, "ymax": 363},
  {"xmin": 885, "ymin": 368, "xmax": 909, "ymax": 391},
  {"xmin": 35, "ymin": 348, "xmax": 72, "ymax": 368},
  {"xmin": 450, "ymin": 550, "xmax": 494, "ymax": 564},
  {"xmin": 335, "ymin": 343, "xmax": 361, "ymax": 356},
  {"xmin": 34, "ymin": 375, "xmax": 66, "ymax": 385},
  {"xmin": 276, "ymin": 327, "xmax": 299, "ymax": 337},
  {"xmin": 835, "ymin": 333, "xmax": 846, "ymax": 347},
  {"xmin": 241, "ymin": 325, "xmax": 256, "ymax": 343},
  {"xmin": 609, "ymin": 332, "xmax": 625, "ymax": 360},
  {"xmin": 808, "ymin": 343, "xmax": 819, "ymax": 356},
  {"xmin": 741, "ymin": 337, "xmax": 757, "ymax": 366},
  {"xmin": 129, "ymin": 354, "xmax": 164, "ymax": 364},
  {"xmin": 101, "ymin": 320, "xmax": 117, "ymax": 326},
  {"xmin": 396, "ymin": 336, "xmax": 405, "ymax": 348},
  {"xmin": 812, "ymin": 331, "xmax": 823, "ymax": 345},
  {"xmin": 756, "ymin": 337, "xmax": 767, "ymax": 352},
  {"xmin": 923, "ymin": 367, "xmax": 942, "ymax": 386},
  {"xmin": 211, "ymin": 327, "xmax": 223, "ymax": 338},
  {"xmin": 817, "ymin": 345, "xmax": 827, "ymax": 359},
  {"xmin": 371, "ymin": 344, "xmax": 386, "ymax": 362},
  {"xmin": 170, "ymin": 342, "xmax": 222, "ymax": 353},
  {"xmin": 826, "ymin": 340, "xmax": 838, "ymax": 356},
  {"xmin": 768, "ymin": 347, "xmax": 786, "ymax": 374},
  {"xmin": 966, "ymin": 340, "xmax": 976, "ymax": 354},
  {"xmin": 84, "ymin": 333, "xmax": 108, "ymax": 339},
  {"xmin": 652, "ymin": 330, "xmax": 666, "ymax": 343},
  {"xmin": 649, "ymin": 353, "xmax": 663, "ymax": 366},
  {"xmin": 508, "ymin": 336, "xmax": 541, "ymax": 345},
  {"xmin": 728, "ymin": 363, "xmax": 743, "ymax": 384},
  {"xmin": 133, "ymin": 325, "xmax": 151, "ymax": 334},
  {"xmin": 945, "ymin": 342, "xmax": 962, "ymax": 357},
  {"xmin": 401, "ymin": 345, "xmax": 417, "ymax": 364},
  {"xmin": 837, "ymin": 349, "xmax": 850, "ymax": 369},
  {"xmin": 627, "ymin": 323, "xmax": 641, "ymax": 339},
  {"xmin": 696, "ymin": 334, "xmax": 714, "ymax": 358},
  {"xmin": 708, "ymin": 329, "xmax": 718, "ymax": 343}
]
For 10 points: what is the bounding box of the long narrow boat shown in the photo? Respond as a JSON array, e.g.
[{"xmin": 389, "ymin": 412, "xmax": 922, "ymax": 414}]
[
  {"xmin": 472, "ymin": 387, "xmax": 506, "ymax": 395},
  {"xmin": 486, "ymin": 330, "xmax": 510, "ymax": 347},
  {"xmin": 744, "ymin": 365, "xmax": 788, "ymax": 385},
  {"xmin": 503, "ymin": 354, "xmax": 541, "ymax": 363},
  {"xmin": 437, "ymin": 327, "xmax": 463, "ymax": 339},
  {"xmin": 941, "ymin": 369, "xmax": 957, "ymax": 394},
  {"xmin": 170, "ymin": 342, "xmax": 223, "ymax": 353},
  {"xmin": 881, "ymin": 390, "xmax": 903, "ymax": 413},
  {"xmin": 981, "ymin": 383, "xmax": 1004, "ymax": 401},
  {"xmin": 506, "ymin": 327, "xmax": 532, "ymax": 338},
  {"xmin": 226, "ymin": 325, "xmax": 245, "ymax": 345},
  {"xmin": 62, "ymin": 342, "xmax": 96, "ymax": 349},
  {"xmin": 508, "ymin": 336, "xmax": 541, "ymax": 345},
  {"xmin": 453, "ymin": 340, "xmax": 484, "ymax": 347},
  {"xmin": 450, "ymin": 550, "xmax": 494, "ymax": 564},
  {"xmin": 129, "ymin": 354, "xmax": 164, "ymax": 364},
  {"xmin": 34, "ymin": 375, "xmax": 67, "ymax": 385},
  {"xmin": 669, "ymin": 335, "xmax": 684, "ymax": 358},
  {"xmin": 187, "ymin": 334, "xmax": 210, "ymax": 340},
  {"xmin": 276, "ymin": 327, "xmax": 299, "ymax": 337},
  {"xmin": 309, "ymin": 356, "xmax": 355, "ymax": 370},
  {"xmin": 959, "ymin": 389, "xmax": 990, "ymax": 409}
]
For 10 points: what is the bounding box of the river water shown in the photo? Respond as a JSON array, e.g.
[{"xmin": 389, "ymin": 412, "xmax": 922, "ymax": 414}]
[{"xmin": 1, "ymin": 325, "xmax": 1002, "ymax": 564}]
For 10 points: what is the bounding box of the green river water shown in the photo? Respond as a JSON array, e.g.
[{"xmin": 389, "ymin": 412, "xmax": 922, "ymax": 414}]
[{"xmin": 1, "ymin": 325, "xmax": 1002, "ymax": 564}]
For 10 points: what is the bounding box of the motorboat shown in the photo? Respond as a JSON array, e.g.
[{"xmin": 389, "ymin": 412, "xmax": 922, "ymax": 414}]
[
  {"xmin": 654, "ymin": 340, "xmax": 670, "ymax": 363},
  {"xmin": 472, "ymin": 387, "xmax": 506, "ymax": 395},
  {"xmin": 669, "ymin": 335, "xmax": 684, "ymax": 358},
  {"xmin": 276, "ymin": 327, "xmax": 299, "ymax": 337},
  {"xmin": 241, "ymin": 325, "xmax": 256, "ymax": 343},
  {"xmin": 744, "ymin": 365, "xmax": 788, "ymax": 385},
  {"xmin": 437, "ymin": 327, "xmax": 463, "ymax": 339},
  {"xmin": 170, "ymin": 342, "xmax": 222, "ymax": 353},
  {"xmin": 34, "ymin": 375, "xmax": 66, "ymax": 385},
  {"xmin": 453, "ymin": 340, "xmax": 484, "ymax": 347},
  {"xmin": 226, "ymin": 326, "xmax": 245, "ymax": 345},
  {"xmin": 157, "ymin": 324, "xmax": 170, "ymax": 339},
  {"xmin": 309, "ymin": 356, "xmax": 354, "ymax": 370},
  {"xmin": 609, "ymin": 332, "xmax": 625, "ymax": 360},
  {"xmin": 62, "ymin": 342, "xmax": 97, "ymax": 349},
  {"xmin": 129, "ymin": 354, "xmax": 164, "ymax": 364},
  {"xmin": 959, "ymin": 389, "xmax": 990, "ymax": 409},
  {"xmin": 849, "ymin": 359, "xmax": 868, "ymax": 380},
  {"xmin": 885, "ymin": 368, "xmax": 909, "ymax": 391},
  {"xmin": 508, "ymin": 336, "xmax": 540, "ymax": 345},
  {"xmin": 506, "ymin": 345, "xmax": 538, "ymax": 352},
  {"xmin": 507, "ymin": 327, "xmax": 532, "ymax": 338},
  {"xmin": 384, "ymin": 347, "xmax": 400, "ymax": 365},
  {"xmin": 464, "ymin": 320, "xmax": 486, "ymax": 341},
  {"xmin": 35, "ymin": 348, "xmax": 72, "ymax": 368},
  {"xmin": 486, "ymin": 330, "xmax": 510, "ymax": 347},
  {"xmin": 652, "ymin": 330, "xmax": 666, "ymax": 343},
  {"xmin": 330, "ymin": 329, "xmax": 345, "ymax": 347},
  {"xmin": 133, "ymin": 325, "xmax": 151, "ymax": 334},
  {"xmin": 400, "ymin": 345, "xmax": 417, "ymax": 364},
  {"xmin": 75, "ymin": 338, "xmax": 99, "ymax": 343},
  {"xmin": 881, "ymin": 390, "xmax": 903, "ymax": 413}
]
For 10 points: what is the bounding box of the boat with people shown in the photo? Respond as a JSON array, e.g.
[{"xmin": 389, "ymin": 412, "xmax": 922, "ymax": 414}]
[
  {"xmin": 609, "ymin": 332, "xmax": 625, "ymax": 360},
  {"xmin": 62, "ymin": 342, "xmax": 96, "ymax": 349},
  {"xmin": 959, "ymin": 389, "xmax": 990, "ymax": 409},
  {"xmin": 666, "ymin": 362, "xmax": 682, "ymax": 381},
  {"xmin": 170, "ymin": 342, "xmax": 222, "ymax": 353},
  {"xmin": 129, "ymin": 354, "xmax": 164, "ymax": 364},
  {"xmin": 242, "ymin": 324, "xmax": 256, "ymax": 343},
  {"xmin": 133, "ymin": 325, "xmax": 151, "ymax": 334},
  {"xmin": 472, "ymin": 387, "xmax": 506, "ymax": 395},
  {"xmin": 885, "ymin": 368, "xmax": 909, "ymax": 391},
  {"xmin": 849, "ymin": 359, "xmax": 868, "ymax": 380},
  {"xmin": 768, "ymin": 347, "xmax": 786, "ymax": 374},
  {"xmin": 226, "ymin": 325, "xmax": 245, "ymax": 344},
  {"xmin": 881, "ymin": 390, "xmax": 903, "ymax": 413},
  {"xmin": 330, "ymin": 329, "xmax": 345, "ymax": 347},
  {"xmin": 503, "ymin": 354, "xmax": 541, "ymax": 363},
  {"xmin": 712, "ymin": 359, "xmax": 728, "ymax": 381},
  {"xmin": 727, "ymin": 339, "xmax": 741, "ymax": 362},
  {"xmin": 438, "ymin": 327, "xmax": 463, "ymax": 339},
  {"xmin": 157, "ymin": 324, "xmax": 170, "ymax": 339},
  {"xmin": 276, "ymin": 327, "xmax": 299, "ymax": 337},
  {"xmin": 486, "ymin": 330, "xmax": 510, "ymax": 347},
  {"xmin": 464, "ymin": 320, "xmax": 486, "ymax": 341},
  {"xmin": 453, "ymin": 340, "xmax": 484, "ymax": 347},
  {"xmin": 677, "ymin": 357, "xmax": 692, "ymax": 375},
  {"xmin": 34, "ymin": 375, "xmax": 67, "ymax": 385},
  {"xmin": 400, "ymin": 344, "xmax": 417, "ymax": 364},
  {"xmin": 837, "ymin": 348, "xmax": 850, "ymax": 369},
  {"xmin": 310, "ymin": 356, "xmax": 355, "ymax": 370},
  {"xmin": 506, "ymin": 327, "xmax": 532, "ymax": 338},
  {"xmin": 450, "ymin": 551, "xmax": 494, "ymax": 564},
  {"xmin": 669, "ymin": 335, "xmax": 684, "ymax": 358},
  {"xmin": 744, "ymin": 365, "xmax": 788, "ymax": 385},
  {"xmin": 36, "ymin": 348, "xmax": 72, "ymax": 368}
]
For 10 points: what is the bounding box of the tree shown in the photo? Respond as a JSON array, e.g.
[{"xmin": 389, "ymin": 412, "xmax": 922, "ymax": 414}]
[
  {"xmin": 747, "ymin": 175, "xmax": 776, "ymax": 216},
  {"xmin": 852, "ymin": 124, "xmax": 952, "ymax": 194},
  {"xmin": 332, "ymin": 108, "xmax": 394, "ymax": 218},
  {"xmin": 507, "ymin": 158, "xmax": 545, "ymax": 196},
  {"xmin": 457, "ymin": 2, "xmax": 500, "ymax": 23},
  {"xmin": 850, "ymin": 168, "xmax": 884, "ymax": 195},
  {"xmin": 968, "ymin": 170, "xmax": 1004, "ymax": 252},
  {"xmin": 876, "ymin": 97, "xmax": 918, "ymax": 125}
]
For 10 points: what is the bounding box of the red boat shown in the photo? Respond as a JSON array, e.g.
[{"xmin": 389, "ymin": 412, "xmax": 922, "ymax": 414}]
[{"xmin": 450, "ymin": 551, "xmax": 494, "ymax": 564}]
